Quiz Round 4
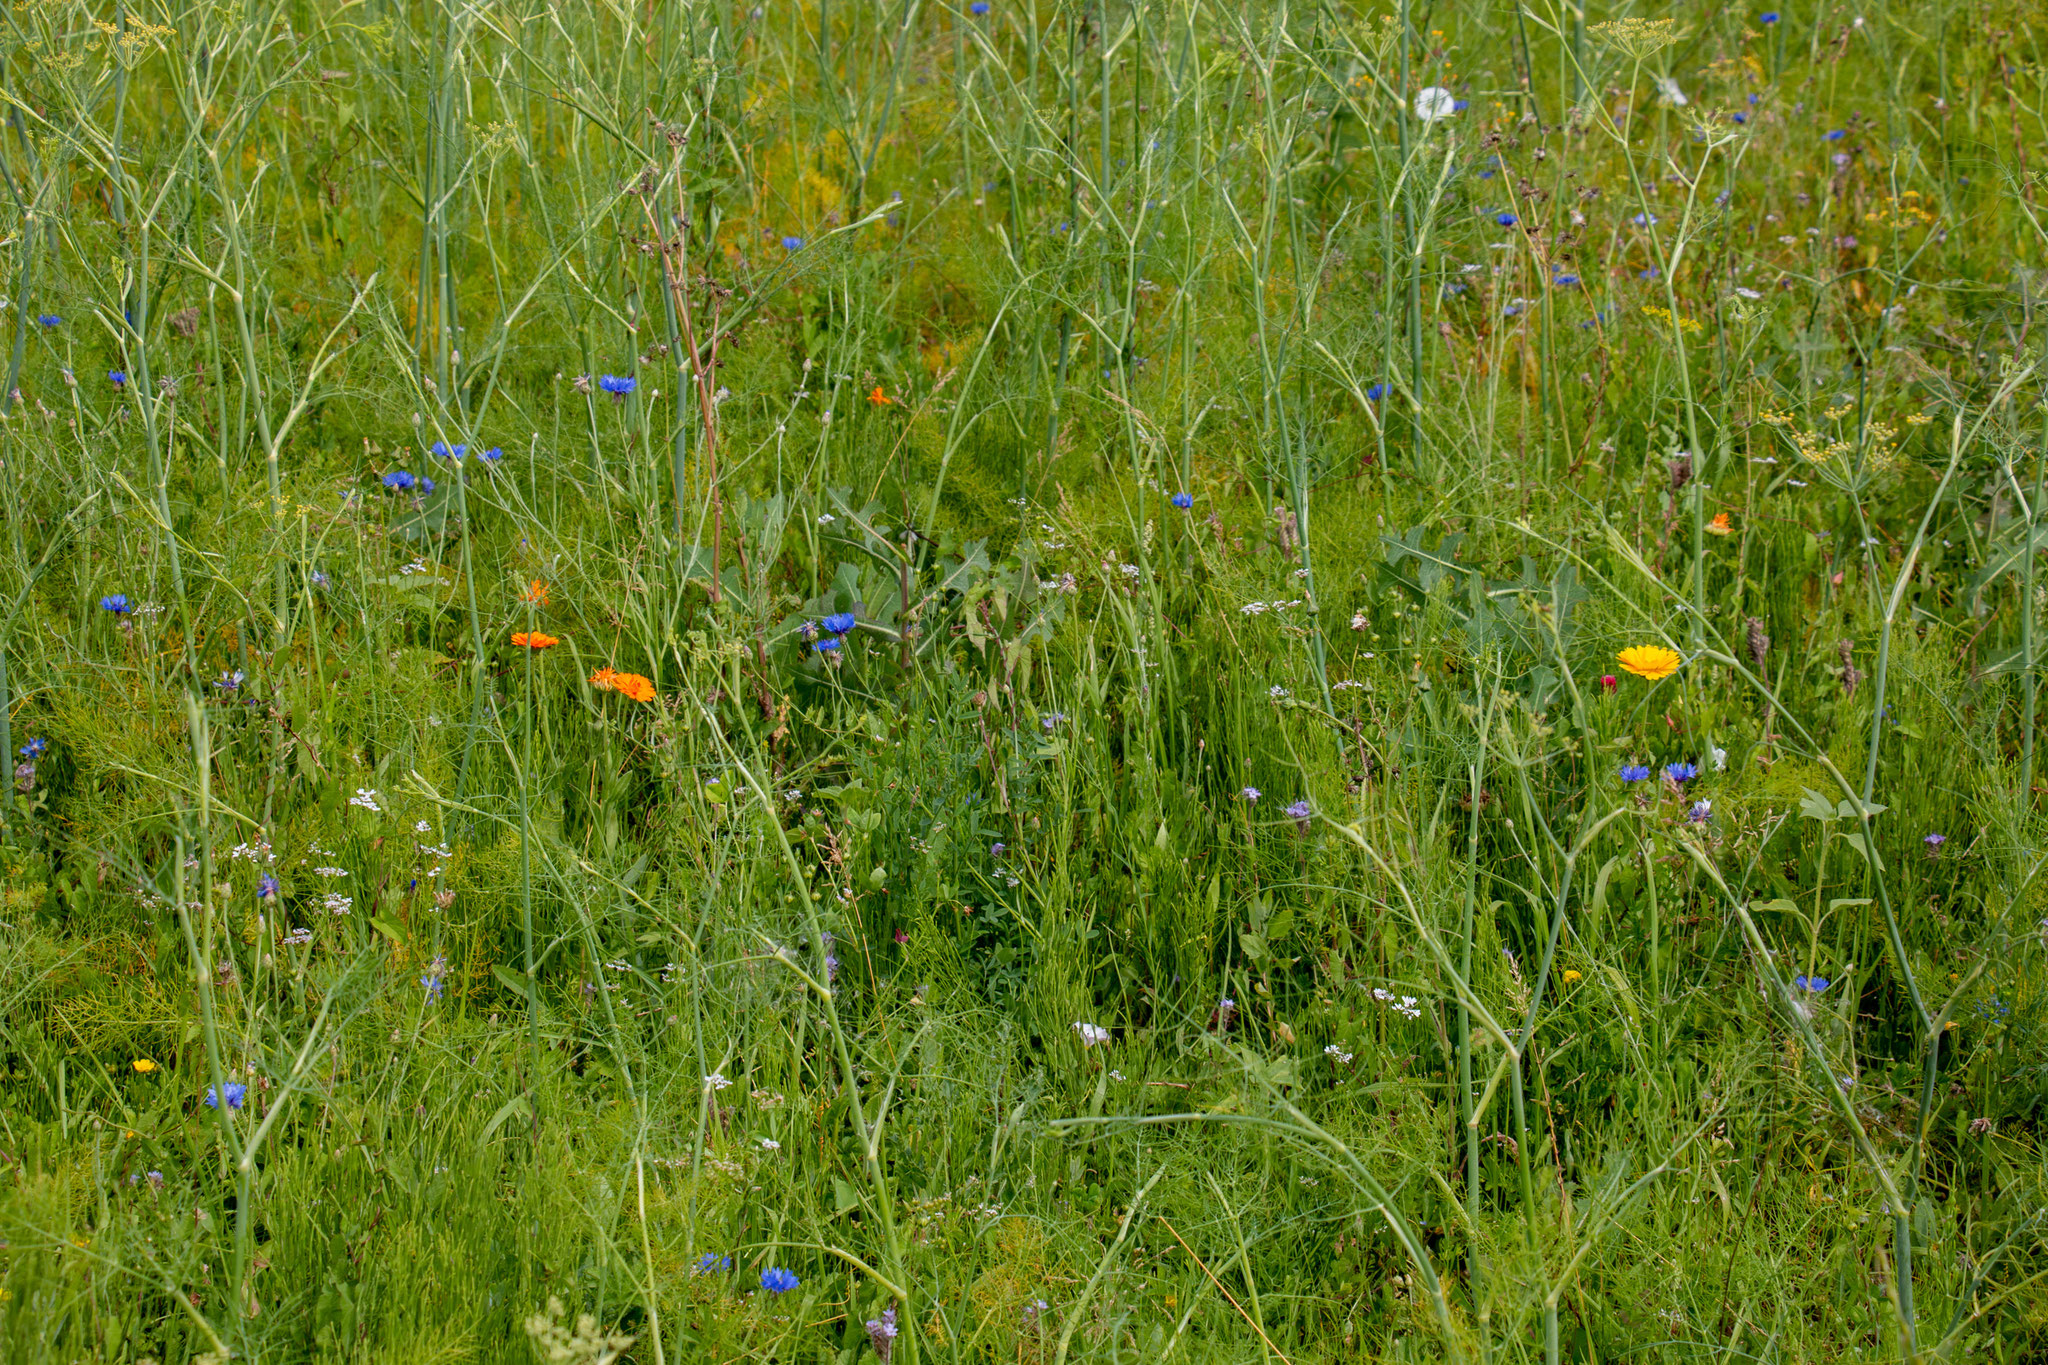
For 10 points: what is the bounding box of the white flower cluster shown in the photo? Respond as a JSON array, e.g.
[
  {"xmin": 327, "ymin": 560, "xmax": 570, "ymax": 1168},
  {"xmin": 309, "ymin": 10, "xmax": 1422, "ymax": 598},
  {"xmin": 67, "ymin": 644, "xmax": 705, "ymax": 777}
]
[
  {"xmin": 1324, "ymin": 1043, "xmax": 1355, "ymax": 1063},
  {"xmin": 1371, "ymin": 987, "xmax": 1422, "ymax": 1020},
  {"xmin": 1240, "ymin": 599, "xmax": 1305, "ymax": 616},
  {"xmin": 348, "ymin": 787, "xmax": 382, "ymax": 813}
]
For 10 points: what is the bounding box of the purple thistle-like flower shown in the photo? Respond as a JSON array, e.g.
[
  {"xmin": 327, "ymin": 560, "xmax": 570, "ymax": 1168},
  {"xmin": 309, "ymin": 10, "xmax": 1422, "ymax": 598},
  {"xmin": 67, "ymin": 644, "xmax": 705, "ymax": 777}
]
[
  {"xmin": 1241, "ymin": 787, "xmax": 1260, "ymax": 802},
  {"xmin": 865, "ymin": 1308, "xmax": 899, "ymax": 1360},
  {"xmin": 1924, "ymin": 833, "xmax": 1947, "ymax": 849}
]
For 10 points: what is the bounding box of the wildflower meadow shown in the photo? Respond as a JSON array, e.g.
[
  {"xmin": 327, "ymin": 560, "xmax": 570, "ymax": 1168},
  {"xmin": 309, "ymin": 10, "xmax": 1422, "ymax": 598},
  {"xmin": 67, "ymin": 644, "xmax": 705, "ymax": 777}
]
[{"xmin": 4, "ymin": 0, "xmax": 2048, "ymax": 1361}]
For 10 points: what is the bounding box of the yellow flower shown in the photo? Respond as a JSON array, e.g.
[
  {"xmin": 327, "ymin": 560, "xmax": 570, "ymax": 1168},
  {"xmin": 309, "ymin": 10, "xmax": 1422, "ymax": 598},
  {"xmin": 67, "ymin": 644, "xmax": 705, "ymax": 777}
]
[
  {"xmin": 132, "ymin": 1058, "xmax": 157, "ymax": 1073},
  {"xmin": 1617, "ymin": 645, "xmax": 1682, "ymax": 681},
  {"xmin": 1562, "ymin": 970, "xmax": 1582, "ymax": 984}
]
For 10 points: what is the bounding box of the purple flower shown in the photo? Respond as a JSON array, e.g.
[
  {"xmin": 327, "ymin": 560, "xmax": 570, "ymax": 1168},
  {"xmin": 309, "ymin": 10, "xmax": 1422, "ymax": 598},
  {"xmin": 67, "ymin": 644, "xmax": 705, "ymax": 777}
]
[
  {"xmin": 1924, "ymin": 833, "xmax": 1946, "ymax": 851},
  {"xmin": 1687, "ymin": 799, "xmax": 1712, "ymax": 824},
  {"xmin": 258, "ymin": 874, "xmax": 278, "ymax": 900},
  {"xmin": 865, "ymin": 1308, "xmax": 899, "ymax": 1360},
  {"xmin": 1241, "ymin": 786, "xmax": 1260, "ymax": 802},
  {"xmin": 1285, "ymin": 800, "xmax": 1312, "ymax": 821}
]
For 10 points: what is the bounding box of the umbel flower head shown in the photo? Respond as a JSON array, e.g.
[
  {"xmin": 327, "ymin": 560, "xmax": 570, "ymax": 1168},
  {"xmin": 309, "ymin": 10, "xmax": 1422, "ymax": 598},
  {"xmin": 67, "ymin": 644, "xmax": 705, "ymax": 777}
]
[{"xmin": 1617, "ymin": 645, "xmax": 1682, "ymax": 681}]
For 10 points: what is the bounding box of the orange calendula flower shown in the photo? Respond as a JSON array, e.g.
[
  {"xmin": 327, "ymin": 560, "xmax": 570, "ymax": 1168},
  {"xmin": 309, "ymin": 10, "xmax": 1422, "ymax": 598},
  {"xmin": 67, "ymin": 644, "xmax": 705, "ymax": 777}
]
[
  {"xmin": 511, "ymin": 631, "xmax": 559, "ymax": 649},
  {"xmin": 613, "ymin": 672, "xmax": 657, "ymax": 703},
  {"xmin": 1705, "ymin": 512, "xmax": 1733, "ymax": 537},
  {"xmin": 521, "ymin": 579, "xmax": 550, "ymax": 605},
  {"xmin": 1616, "ymin": 645, "xmax": 1682, "ymax": 681},
  {"xmin": 867, "ymin": 385, "xmax": 892, "ymax": 406},
  {"xmin": 590, "ymin": 667, "xmax": 618, "ymax": 691}
]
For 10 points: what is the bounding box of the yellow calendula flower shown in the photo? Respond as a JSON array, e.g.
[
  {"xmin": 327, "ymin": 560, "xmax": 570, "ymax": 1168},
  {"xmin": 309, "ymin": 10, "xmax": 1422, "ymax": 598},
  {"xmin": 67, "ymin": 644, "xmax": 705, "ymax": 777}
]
[
  {"xmin": 132, "ymin": 1058, "xmax": 157, "ymax": 1074},
  {"xmin": 1617, "ymin": 645, "xmax": 1683, "ymax": 681}
]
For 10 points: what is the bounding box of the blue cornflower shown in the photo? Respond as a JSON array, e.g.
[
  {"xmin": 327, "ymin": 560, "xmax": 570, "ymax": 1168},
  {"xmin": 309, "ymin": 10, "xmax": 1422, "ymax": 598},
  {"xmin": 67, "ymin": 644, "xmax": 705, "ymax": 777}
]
[
  {"xmin": 258, "ymin": 874, "xmax": 278, "ymax": 900},
  {"xmin": 422, "ymin": 972, "xmax": 444, "ymax": 1003},
  {"xmin": 1552, "ymin": 272, "xmax": 1580, "ymax": 286},
  {"xmin": 1170, "ymin": 492, "xmax": 1194, "ymax": 509},
  {"xmin": 970, "ymin": 0, "xmax": 990, "ymax": 12},
  {"xmin": 695, "ymin": 1253, "xmax": 733, "ymax": 1275},
  {"xmin": 1620, "ymin": 764, "xmax": 1652, "ymax": 783},
  {"xmin": 1760, "ymin": 11, "xmax": 1779, "ymax": 21},
  {"xmin": 1453, "ymin": 99, "xmax": 1470, "ymax": 112},
  {"xmin": 1494, "ymin": 212, "xmax": 1519, "ymax": 227},
  {"xmin": 1733, "ymin": 112, "xmax": 1748, "ymax": 124},
  {"xmin": 108, "ymin": 370, "xmax": 127, "ymax": 388},
  {"xmin": 431, "ymin": 441, "xmax": 468, "ymax": 461},
  {"xmin": 100, "ymin": 594, "xmax": 132, "ymax": 614},
  {"xmin": 1824, "ymin": 129, "xmax": 1845, "ymax": 141},
  {"xmin": 205, "ymin": 1082, "xmax": 247, "ymax": 1110},
  {"xmin": 1793, "ymin": 974, "xmax": 1830, "ymax": 993},
  {"xmin": 418, "ymin": 476, "xmax": 436, "ymax": 494},
  {"xmin": 1632, "ymin": 213, "xmax": 1658, "ymax": 227},
  {"xmin": 822, "ymin": 611, "xmax": 857, "ymax": 634},
  {"xmin": 381, "ymin": 470, "xmax": 416, "ymax": 491},
  {"xmin": 1687, "ymin": 799, "xmax": 1713, "ymax": 824},
  {"xmin": 597, "ymin": 374, "xmax": 636, "ymax": 396},
  {"xmin": 1365, "ymin": 382, "xmax": 1388, "ymax": 401},
  {"xmin": 813, "ymin": 637, "xmax": 842, "ymax": 652},
  {"xmin": 781, "ymin": 236, "xmax": 805, "ymax": 251},
  {"xmin": 760, "ymin": 1267, "xmax": 800, "ymax": 1295},
  {"xmin": 1664, "ymin": 761, "xmax": 1699, "ymax": 784},
  {"xmin": 36, "ymin": 314, "xmax": 59, "ymax": 328},
  {"xmin": 479, "ymin": 446, "xmax": 503, "ymax": 463},
  {"xmin": 1639, "ymin": 267, "xmax": 1661, "ymax": 280},
  {"xmin": 18, "ymin": 737, "xmax": 47, "ymax": 759},
  {"xmin": 215, "ymin": 670, "xmax": 244, "ymax": 692}
]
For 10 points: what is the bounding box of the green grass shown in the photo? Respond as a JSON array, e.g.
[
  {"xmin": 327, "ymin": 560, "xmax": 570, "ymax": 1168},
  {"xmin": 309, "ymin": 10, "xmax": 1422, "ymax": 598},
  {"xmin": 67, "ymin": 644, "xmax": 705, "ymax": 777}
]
[{"xmin": 2, "ymin": 0, "xmax": 2047, "ymax": 1361}]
